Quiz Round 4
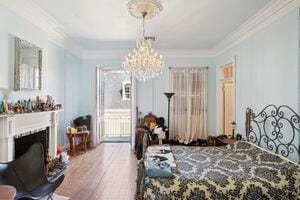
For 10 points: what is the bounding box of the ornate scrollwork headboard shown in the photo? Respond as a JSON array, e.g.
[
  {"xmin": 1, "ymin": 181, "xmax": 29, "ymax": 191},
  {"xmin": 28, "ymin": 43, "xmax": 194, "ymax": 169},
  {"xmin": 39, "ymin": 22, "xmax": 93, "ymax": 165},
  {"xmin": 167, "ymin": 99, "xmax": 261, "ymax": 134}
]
[{"xmin": 245, "ymin": 105, "xmax": 300, "ymax": 163}]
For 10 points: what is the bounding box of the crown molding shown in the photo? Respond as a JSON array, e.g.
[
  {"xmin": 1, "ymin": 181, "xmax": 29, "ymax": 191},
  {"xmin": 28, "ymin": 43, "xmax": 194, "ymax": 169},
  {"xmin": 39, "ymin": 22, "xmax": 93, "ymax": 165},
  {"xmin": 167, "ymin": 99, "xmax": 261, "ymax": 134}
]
[
  {"xmin": 80, "ymin": 0, "xmax": 300, "ymax": 59},
  {"xmin": 213, "ymin": 0, "xmax": 300, "ymax": 56},
  {"xmin": 0, "ymin": 0, "xmax": 82, "ymax": 58},
  {"xmin": 1, "ymin": 0, "xmax": 299, "ymax": 59},
  {"xmin": 81, "ymin": 50, "xmax": 128, "ymax": 60},
  {"xmin": 158, "ymin": 49, "xmax": 216, "ymax": 58},
  {"xmin": 81, "ymin": 49, "xmax": 215, "ymax": 60}
]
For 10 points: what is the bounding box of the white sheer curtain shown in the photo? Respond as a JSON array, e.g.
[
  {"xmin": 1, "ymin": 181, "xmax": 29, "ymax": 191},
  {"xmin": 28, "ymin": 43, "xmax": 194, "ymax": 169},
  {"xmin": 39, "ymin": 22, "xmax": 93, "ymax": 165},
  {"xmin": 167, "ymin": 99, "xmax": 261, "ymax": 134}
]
[{"xmin": 169, "ymin": 67, "xmax": 208, "ymax": 144}]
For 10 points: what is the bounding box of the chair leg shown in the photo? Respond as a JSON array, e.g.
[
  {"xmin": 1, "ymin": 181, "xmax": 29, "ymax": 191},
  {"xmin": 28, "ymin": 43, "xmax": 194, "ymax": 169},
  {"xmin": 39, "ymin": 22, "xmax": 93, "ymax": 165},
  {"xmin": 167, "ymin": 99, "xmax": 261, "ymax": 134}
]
[{"xmin": 47, "ymin": 193, "xmax": 53, "ymax": 200}]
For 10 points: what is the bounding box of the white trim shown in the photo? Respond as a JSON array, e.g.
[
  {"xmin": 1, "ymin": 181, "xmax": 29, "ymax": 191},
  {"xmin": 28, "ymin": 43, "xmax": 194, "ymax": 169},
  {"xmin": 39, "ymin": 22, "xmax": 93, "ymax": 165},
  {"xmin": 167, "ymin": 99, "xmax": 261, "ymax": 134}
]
[
  {"xmin": 0, "ymin": 0, "xmax": 82, "ymax": 58},
  {"xmin": 130, "ymin": 76, "xmax": 137, "ymax": 150},
  {"xmin": 213, "ymin": 0, "xmax": 300, "ymax": 56},
  {"xmin": 94, "ymin": 66, "xmax": 103, "ymax": 146},
  {"xmin": 105, "ymin": 70, "xmax": 126, "ymax": 74},
  {"xmin": 216, "ymin": 58, "xmax": 236, "ymax": 136},
  {"xmin": 82, "ymin": 50, "xmax": 130, "ymax": 60},
  {"xmin": 1, "ymin": 0, "xmax": 299, "ymax": 59},
  {"xmin": 81, "ymin": 49, "xmax": 215, "ymax": 60},
  {"xmin": 157, "ymin": 49, "xmax": 216, "ymax": 58},
  {"xmin": 0, "ymin": 110, "xmax": 62, "ymax": 162}
]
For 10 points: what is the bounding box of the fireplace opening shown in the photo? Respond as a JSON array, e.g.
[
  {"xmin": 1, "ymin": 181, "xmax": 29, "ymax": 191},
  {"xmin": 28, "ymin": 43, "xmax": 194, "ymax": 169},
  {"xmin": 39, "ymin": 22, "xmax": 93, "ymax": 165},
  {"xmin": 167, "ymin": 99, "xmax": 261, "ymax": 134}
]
[{"xmin": 14, "ymin": 128, "xmax": 49, "ymax": 163}]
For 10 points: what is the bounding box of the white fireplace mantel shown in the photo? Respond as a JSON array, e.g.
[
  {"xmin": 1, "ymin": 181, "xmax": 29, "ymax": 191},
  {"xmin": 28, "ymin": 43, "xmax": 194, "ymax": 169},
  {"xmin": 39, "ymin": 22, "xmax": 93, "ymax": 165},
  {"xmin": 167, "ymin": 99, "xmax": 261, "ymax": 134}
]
[{"xmin": 0, "ymin": 110, "xmax": 62, "ymax": 162}]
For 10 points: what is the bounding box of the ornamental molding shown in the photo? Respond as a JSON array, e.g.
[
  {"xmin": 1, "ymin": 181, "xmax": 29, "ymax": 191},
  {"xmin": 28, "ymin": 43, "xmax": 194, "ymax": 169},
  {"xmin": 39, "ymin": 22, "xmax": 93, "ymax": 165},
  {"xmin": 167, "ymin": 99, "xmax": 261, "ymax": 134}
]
[
  {"xmin": 1, "ymin": 0, "xmax": 299, "ymax": 59},
  {"xmin": 0, "ymin": 0, "xmax": 82, "ymax": 58},
  {"xmin": 213, "ymin": 0, "xmax": 300, "ymax": 56},
  {"xmin": 81, "ymin": 49, "xmax": 216, "ymax": 60}
]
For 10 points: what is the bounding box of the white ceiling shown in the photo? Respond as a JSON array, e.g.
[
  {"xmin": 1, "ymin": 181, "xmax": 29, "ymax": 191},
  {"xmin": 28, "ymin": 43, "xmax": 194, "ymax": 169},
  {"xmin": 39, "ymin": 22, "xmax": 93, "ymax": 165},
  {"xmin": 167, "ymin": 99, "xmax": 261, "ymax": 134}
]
[{"xmin": 31, "ymin": 0, "xmax": 272, "ymax": 50}]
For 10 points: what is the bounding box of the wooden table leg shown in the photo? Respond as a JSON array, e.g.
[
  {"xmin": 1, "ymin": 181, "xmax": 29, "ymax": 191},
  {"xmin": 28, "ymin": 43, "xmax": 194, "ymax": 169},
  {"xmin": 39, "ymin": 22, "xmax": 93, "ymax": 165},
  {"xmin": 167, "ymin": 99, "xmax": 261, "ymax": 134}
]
[
  {"xmin": 72, "ymin": 137, "xmax": 76, "ymax": 155},
  {"xmin": 67, "ymin": 134, "xmax": 74, "ymax": 156},
  {"xmin": 81, "ymin": 134, "xmax": 84, "ymax": 152},
  {"xmin": 69, "ymin": 136, "xmax": 75, "ymax": 156},
  {"xmin": 84, "ymin": 133, "xmax": 87, "ymax": 152},
  {"xmin": 67, "ymin": 132, "xmax": 89, "ymax": 155}
]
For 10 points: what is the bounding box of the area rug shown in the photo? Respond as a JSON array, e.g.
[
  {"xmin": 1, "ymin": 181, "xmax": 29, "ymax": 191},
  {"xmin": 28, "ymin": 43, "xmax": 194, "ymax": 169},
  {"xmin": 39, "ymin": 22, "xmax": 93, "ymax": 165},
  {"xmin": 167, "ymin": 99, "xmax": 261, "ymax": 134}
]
[{"xmin": 41, "ymin": 193, "xmax": 70, "ymax": 200}]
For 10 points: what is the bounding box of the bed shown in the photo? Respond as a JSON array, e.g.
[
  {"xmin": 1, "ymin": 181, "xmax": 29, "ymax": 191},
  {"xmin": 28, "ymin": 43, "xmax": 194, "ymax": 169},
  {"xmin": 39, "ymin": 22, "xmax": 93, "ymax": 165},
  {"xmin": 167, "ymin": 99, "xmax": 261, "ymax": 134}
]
[{"xmin": 138, "ymin": 105, "xmax": 300, "ymax": 200}]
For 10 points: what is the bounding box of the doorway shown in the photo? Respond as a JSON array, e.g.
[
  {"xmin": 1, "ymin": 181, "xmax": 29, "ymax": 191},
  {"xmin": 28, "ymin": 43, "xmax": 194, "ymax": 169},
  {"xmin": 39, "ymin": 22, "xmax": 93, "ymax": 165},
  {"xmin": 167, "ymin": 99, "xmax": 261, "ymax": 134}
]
[
  {"xmin": 96, "ymin": 68, "xmax": 131, "ymax": 143},
  {"xmin": 217, "ymin": 62, "xmax": 235, "ymax": 136}
]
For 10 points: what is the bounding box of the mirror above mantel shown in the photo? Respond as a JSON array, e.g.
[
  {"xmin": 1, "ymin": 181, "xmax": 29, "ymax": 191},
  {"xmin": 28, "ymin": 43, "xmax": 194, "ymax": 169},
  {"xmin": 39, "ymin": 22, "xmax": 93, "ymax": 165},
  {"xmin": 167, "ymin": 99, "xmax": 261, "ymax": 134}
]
[{"xmin": 14, "ymin": 37, "xmax": 42, "ymax": 91}]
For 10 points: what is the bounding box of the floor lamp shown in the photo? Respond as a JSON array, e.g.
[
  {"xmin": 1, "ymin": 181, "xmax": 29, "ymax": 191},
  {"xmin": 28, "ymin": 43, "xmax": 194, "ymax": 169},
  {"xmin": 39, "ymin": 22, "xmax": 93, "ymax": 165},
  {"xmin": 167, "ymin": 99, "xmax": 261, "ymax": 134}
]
[{"xmin": 164, "ymin": 92, "xmax": 175, "ymax": 130}]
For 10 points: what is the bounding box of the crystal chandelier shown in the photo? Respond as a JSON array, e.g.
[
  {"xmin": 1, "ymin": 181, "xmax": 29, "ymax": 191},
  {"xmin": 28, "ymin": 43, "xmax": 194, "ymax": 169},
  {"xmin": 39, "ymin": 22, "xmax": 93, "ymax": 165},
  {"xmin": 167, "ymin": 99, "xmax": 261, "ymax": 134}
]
[{"xmin": 122, "ymin": 0, "xmax": 164, "ymax": 82}]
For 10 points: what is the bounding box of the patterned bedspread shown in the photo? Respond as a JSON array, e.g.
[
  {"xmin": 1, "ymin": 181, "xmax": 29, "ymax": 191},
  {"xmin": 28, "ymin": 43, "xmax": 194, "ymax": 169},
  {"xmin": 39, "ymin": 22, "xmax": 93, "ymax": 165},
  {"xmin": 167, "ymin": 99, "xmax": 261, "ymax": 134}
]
[{"xmin": 143, "ymin": 141, "xmax": 300, "ymax": 200}]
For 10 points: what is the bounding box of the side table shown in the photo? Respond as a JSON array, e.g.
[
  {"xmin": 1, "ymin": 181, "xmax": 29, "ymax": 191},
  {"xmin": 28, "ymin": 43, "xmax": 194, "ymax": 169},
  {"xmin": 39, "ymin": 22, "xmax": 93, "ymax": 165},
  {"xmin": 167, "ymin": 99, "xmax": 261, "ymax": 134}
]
[{"xmin": 67, "ymin": 131, "xmax": 89, "ymax": 156}]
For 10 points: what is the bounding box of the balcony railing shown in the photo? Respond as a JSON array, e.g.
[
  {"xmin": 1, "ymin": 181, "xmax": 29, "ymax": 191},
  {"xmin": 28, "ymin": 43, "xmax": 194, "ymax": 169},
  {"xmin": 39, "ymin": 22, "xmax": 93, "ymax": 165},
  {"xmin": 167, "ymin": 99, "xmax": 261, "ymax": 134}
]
[{"xmin": 103, "ymin": 109, "xmax": 131, "ymax": 137}]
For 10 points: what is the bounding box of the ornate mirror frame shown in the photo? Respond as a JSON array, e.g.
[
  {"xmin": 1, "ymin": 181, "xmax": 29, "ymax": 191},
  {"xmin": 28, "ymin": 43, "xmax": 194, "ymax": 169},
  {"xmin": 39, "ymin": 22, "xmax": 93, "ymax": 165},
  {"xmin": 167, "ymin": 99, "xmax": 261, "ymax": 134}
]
[{"xmin": 14, "ymin": 37, "xmax": 43, "ymax": 91}]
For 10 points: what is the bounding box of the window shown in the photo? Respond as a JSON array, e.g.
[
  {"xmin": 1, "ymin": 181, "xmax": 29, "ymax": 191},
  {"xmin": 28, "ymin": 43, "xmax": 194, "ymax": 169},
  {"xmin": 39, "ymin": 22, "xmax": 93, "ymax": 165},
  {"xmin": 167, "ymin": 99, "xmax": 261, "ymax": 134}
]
[
  {"xmin": 122, "ymin": 81, "xmax": 131, "ymax": 100},
  {"xmin": 170, "ymin": 67, "xmax": 208, "ymax": 143}
]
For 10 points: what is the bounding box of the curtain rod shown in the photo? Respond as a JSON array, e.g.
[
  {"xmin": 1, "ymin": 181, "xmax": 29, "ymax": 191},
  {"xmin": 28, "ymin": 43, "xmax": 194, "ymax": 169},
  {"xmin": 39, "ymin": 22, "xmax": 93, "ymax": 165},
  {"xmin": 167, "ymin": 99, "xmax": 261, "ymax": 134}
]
[{"xmin": 168, "ymin": 66, "xmax": 209, "ymax": 70}]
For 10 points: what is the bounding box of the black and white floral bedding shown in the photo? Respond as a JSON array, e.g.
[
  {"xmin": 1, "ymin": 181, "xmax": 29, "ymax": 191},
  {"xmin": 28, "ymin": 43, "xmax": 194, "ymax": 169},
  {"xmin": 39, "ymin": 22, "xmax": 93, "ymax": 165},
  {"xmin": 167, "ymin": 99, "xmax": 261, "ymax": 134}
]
[{"xmin": 143, "ymin": 141, "xmax": 300, "ymax": 200}]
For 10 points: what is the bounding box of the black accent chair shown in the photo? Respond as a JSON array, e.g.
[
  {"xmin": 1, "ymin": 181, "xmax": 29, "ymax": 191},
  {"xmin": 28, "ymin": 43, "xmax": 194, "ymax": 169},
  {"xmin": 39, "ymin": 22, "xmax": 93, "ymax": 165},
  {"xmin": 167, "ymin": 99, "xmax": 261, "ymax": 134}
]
[
  {"xmin": 73, "ymin": 115, "xmax": 92, "ymax": 132},
  {"xmin": 73, "ymin": 115, "xmax": 92, "ymax": 145},
  {"xmin": 0, "ymin": 143, "xmax": 65, "ymax": 200}
]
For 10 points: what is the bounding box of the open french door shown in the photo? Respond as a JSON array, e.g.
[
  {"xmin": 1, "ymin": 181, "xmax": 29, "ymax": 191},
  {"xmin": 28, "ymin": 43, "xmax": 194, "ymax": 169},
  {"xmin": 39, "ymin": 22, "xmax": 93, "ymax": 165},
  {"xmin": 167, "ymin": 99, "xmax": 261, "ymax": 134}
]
[
  {"xmin": 217, "ymin": 61, "xmax": 235, "ymax": 136},
  {"xmin": 130, "ymin": 75, "xmax": 137, "ymax": 149},
  {"xmin": 96, "ymin": 67, "xmax": 137, "ymax": 147},
  {"xmin": 96, "ymin": 67, "xmax": 105, "ymax": 145}
]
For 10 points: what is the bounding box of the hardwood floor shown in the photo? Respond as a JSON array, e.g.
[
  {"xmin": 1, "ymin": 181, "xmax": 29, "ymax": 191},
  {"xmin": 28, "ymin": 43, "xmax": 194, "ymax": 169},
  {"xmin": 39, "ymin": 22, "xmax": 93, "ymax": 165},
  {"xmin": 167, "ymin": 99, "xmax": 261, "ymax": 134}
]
[{"xmin": 56, "ymin": 143, "xmax": 137, "ymax": 200}]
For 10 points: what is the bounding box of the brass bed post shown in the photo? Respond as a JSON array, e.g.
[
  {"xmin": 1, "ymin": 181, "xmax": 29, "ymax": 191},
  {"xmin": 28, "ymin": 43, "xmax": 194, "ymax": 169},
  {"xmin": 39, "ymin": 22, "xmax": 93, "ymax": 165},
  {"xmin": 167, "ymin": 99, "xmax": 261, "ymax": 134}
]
[{"xmin": 245, "ymin": 107, "xmax": 252, "ymax": 141}]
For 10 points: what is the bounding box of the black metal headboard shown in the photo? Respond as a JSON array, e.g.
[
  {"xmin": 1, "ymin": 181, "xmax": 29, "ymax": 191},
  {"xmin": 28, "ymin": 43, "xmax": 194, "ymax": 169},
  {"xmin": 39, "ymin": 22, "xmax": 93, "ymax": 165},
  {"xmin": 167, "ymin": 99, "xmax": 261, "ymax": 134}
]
[{"xmin": 245, "ymin": 105, "xmax": 300, "ymax": 163}]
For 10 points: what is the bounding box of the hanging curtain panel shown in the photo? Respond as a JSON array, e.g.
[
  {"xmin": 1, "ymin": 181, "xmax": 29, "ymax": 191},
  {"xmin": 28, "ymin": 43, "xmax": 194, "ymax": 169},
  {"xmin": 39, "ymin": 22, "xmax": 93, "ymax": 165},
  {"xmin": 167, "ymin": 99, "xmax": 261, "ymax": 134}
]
[{"xmin": 170, "ymin": 67, "xmax": 208, "ymax": 144}]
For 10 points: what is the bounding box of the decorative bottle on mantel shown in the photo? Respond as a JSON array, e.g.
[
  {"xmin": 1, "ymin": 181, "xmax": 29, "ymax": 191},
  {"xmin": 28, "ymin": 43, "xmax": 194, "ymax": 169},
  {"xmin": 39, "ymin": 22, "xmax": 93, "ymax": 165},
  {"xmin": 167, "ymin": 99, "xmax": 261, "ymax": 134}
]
[
  {"xmin": 16, "ymin": 101, "xmax": 22, "ymax": 113},
  {"xmin": 23, "ymin": 100, "xmax": 27, "ymax": 113},
  {"xmin": 35, "ymin": 96, "xmax": 40, "ymax": 111},
  {"xmin": 27, "ymin": 99, "xmax": 32, "ymax": 112}
]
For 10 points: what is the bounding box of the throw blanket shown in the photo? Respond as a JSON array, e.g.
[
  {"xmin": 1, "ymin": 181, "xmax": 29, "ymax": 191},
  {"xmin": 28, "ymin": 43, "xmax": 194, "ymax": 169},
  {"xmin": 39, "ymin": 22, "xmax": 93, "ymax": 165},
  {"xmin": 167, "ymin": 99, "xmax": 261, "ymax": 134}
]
[
  {"xmin": 144, "ymin": 141, "xmax": 300, "ymax": 200},
  {"xmin": 145, "ymin": 160, "xmax": 172, "ymax": 178},
  {"xmin": 144, "ymin": 146, "xmax": 175, "ymax": 178}
]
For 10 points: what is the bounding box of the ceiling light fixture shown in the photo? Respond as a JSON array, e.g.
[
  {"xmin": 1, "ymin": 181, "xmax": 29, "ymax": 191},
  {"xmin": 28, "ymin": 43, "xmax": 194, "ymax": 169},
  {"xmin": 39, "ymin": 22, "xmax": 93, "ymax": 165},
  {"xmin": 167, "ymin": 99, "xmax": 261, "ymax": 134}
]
[{"xmin": 122, "ymin": 0, "xmax": 164, "ymax": 82}]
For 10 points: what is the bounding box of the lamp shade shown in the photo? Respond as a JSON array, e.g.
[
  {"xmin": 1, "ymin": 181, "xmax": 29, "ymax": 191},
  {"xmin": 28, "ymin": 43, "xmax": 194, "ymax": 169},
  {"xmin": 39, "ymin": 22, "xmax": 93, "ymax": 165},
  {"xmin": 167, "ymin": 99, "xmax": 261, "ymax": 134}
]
[{"xmin": 164, "ymin": 92, "xmax": 175, "ymax": 99}]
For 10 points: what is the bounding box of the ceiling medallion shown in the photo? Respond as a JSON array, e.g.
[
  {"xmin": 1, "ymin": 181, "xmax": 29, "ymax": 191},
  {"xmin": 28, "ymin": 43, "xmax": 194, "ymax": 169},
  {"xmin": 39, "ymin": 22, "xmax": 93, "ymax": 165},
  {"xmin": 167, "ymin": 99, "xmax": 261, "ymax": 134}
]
[
  {"xmin": 127, "ymin": 0, "xmax": 163, "ymax": 19},
  {"xmin": 122, "ymin": 0, "xmax": 164, "ymax": 82}
]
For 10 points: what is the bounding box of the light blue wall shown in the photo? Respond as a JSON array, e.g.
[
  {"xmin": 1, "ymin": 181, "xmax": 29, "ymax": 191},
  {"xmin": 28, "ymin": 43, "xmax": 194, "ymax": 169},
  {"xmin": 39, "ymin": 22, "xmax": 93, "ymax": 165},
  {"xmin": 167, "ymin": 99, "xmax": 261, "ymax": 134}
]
[
  {"xmin": 214, "ymin": 9, "xmax": 299, "ymax": 137},
  {"xmin": 79, "ymin": 57, "xmax": 216, "ymax": 135},
  {"xmin": 1, "ymin": 4, "xmax": 299, "ymax": 149},
  {"xmin": 79, "ymin": 5, "xmax": 299, "ymax": 138},
  {"xmin": 213, "ymin": 8, "xmax": 299, "ymax": 163},
  {"xmin": 137, "ymin": 57, "xmax": 216, "ymax": 135},
  {"xmin": 79, "ymin": 59, "xmax": 121, "ymax": 116},
  {"xmin": 0, "ymin": 5, "xmax": 82, "ymax": 146},
  {"xmin": 48, "ymin": 43, "xmax": 81, "ymax": 146},
  {"xmin": 78, "ymin": 59, "xmax": 122, "ymax": 143},
  {"xmin": 0, "ymin": 5, "xmax": 47, "ymax": 98}
]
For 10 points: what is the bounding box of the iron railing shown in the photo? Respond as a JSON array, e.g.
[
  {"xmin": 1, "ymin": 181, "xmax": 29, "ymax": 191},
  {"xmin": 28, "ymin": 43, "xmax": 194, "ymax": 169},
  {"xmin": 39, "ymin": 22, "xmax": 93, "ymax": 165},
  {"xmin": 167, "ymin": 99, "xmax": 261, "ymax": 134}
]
[{"xmin": 103, "ymin": 109, "xmax": 131, "ymax": 137}]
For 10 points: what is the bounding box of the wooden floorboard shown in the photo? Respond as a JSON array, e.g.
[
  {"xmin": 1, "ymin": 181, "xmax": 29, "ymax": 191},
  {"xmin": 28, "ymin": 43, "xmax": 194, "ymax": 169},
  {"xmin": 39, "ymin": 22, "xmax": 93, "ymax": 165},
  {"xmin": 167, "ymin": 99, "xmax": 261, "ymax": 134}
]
[{"xmin": 56, "ymin": 143, "xmax": 137, "ymax": 200}]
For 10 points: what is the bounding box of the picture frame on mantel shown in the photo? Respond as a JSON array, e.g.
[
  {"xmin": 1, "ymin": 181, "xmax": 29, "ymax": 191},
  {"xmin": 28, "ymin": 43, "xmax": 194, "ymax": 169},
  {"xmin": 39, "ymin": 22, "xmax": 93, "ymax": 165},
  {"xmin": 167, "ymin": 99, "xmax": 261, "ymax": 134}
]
[{"xmin": 14, "ymin": 37, "xmax": 43, "ymax": 91}]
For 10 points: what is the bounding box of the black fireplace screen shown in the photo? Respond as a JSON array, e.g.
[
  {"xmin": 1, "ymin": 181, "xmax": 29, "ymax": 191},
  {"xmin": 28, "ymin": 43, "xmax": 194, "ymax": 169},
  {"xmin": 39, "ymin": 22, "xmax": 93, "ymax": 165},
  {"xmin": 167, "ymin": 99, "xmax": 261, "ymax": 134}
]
[{"xmin": 14, "ymin": 128, "xmax": 49, "ymax": 161}]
